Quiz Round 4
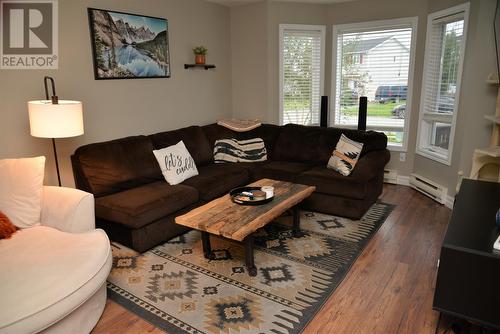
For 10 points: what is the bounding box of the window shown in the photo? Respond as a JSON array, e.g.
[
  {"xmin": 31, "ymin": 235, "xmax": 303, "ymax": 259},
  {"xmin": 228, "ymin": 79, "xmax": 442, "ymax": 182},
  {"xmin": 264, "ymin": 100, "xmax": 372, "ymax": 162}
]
[
  {"xmin": 332, "ymin": 18, "xmax": 418, "ymax": 150},
  {"xmin": 416, "ymin": 4, "xmax": 469, "ymax": 165},
  {"xmin": 279, "ymin": 25, "xmax": 325, "ymax": 126}
]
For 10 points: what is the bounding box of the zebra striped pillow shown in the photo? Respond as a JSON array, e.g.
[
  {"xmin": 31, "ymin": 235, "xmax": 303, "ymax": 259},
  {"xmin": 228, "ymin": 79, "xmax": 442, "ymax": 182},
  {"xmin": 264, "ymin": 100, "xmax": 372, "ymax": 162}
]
[
  {"xmin": 213, "ymin": 138, "xmax": 267, "ymax": 163},
  {"xmin": 327, "ymin": 134, "xmax": 363, "ymax": 176}
]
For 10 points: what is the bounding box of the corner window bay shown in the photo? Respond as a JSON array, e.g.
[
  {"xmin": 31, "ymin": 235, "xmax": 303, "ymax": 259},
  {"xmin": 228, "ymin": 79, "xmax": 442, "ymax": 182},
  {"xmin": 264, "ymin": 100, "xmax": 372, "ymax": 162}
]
[{"xmin": 332, "ymin": 18, "xmax": 418, "ymax": 150}]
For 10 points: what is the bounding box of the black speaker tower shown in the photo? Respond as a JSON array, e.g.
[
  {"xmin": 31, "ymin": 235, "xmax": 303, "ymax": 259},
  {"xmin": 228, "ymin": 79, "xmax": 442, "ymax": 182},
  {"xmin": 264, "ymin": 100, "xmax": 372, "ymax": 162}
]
[
  {"xmin": 320, "ymin": 96, "xmax": 328, "ymax": 127},
  {"xmin": 358, "ymin": 96, "xmax": 367, "ymax": 131}
]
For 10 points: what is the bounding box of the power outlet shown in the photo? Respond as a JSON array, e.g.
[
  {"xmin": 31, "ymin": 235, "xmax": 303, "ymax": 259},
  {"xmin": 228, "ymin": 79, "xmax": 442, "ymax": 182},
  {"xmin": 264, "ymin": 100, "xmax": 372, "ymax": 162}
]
[{"xmin": 399, "ymin": 152, "xmax": 406, "ymax": 162}]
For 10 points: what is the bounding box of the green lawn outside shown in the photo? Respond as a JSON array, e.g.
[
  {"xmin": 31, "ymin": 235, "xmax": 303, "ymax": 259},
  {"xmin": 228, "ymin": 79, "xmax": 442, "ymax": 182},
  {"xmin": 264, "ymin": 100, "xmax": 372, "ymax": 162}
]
[
  {"xmin": 284, "ymin": 100, "xmax": 405, "ymax": 117},
  {"xmin": 342, "ymin": 101, "xmax": 405, "ymax": 117},
  {"xmin": 283, "ymin": 99, "xmax": 405, "ymax": 145},
  {"xmin": 284, "ymin": 100, "xmax": 310, "ymax": 111},
  {"xmin": 386, "ymin": 132, "xmax": 404, "ymax": 145}
]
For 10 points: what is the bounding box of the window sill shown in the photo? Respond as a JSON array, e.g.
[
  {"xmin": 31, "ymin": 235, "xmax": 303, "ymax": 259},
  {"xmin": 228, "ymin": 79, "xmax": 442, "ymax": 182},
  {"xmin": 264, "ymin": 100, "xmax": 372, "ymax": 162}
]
[
  {"xmin": 422, "ymin": 112, "xmax": 453, "ymax": 123},
  {"xmin": 416, "ymin": 147, "xmax": 451, "ymax": 166},
  {"xmin": 388, "ymin": 145, "xmax": 406, "ymax": 152}
]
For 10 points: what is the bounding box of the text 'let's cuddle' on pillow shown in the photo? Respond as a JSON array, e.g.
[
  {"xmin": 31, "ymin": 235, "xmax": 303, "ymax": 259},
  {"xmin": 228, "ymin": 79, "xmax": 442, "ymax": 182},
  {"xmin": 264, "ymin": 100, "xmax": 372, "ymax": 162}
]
[{"xmin": 153, "ymin": 141, "xmax": 199, "ymax": 185}]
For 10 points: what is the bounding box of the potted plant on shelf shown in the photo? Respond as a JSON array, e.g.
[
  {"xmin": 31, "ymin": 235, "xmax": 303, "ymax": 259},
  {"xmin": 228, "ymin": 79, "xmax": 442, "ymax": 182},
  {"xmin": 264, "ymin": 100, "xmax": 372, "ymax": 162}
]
[{"xmin": 193, "ymin": 46, "xmax": 208, "ymax": 65}]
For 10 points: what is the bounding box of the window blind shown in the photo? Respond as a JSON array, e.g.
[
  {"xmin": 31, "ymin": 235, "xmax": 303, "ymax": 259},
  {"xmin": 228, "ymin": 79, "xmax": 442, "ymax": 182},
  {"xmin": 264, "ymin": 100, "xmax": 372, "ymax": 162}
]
[
  {"xmin": 334, "ymin": 26, "xmax": 414, "ymax": 147},
  {"xmin": 422, "ymin": 17, "xmax": 464, "ymax": 116},
  {"xmin": 282, "ymin": 28, "xmax": 323, "ymax": 126},
  {"xmin": 417, "ymin": 4, "xmax": 468, "ymax": 164}
]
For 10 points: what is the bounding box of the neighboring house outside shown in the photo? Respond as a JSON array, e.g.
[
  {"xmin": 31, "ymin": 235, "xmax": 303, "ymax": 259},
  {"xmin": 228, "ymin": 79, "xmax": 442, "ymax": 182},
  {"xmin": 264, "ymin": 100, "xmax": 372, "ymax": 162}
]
[{"xmin": 344, "ymin": 36, "xmax": 410, "ymax": 101}]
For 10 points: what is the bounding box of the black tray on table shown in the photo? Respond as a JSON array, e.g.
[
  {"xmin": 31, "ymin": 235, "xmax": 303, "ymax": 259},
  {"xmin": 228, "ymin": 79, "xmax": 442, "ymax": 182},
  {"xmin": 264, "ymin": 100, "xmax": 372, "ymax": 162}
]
[{"xmin": 230, "ymin": 186, "xmax": 274, "ymax": 206}]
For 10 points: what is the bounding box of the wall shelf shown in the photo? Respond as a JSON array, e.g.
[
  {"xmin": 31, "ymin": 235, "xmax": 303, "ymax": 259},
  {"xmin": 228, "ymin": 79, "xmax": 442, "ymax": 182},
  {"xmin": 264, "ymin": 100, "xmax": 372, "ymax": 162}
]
[
  {"xmin": 485, "ymin": 114, "xmax": 500, "ymax": 124},
  {"xmin": 184, "ymin": 64, "xmax": 216, "ymax": 70},
  {"xmin": 475, "ymin": 146, "xmax": 500, "ymax": 157}
]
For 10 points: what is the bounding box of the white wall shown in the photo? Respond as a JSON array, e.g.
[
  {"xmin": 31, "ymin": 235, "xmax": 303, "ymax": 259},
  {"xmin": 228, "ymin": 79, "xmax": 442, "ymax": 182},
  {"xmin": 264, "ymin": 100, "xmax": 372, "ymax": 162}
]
[
  {"xmin": 230, "ymin": 1, "xmax": 330, "ymax": 124},
  {"xmin": 0, "ymin": 0, "xmax": 232, "ymax": 186},
  {"xmin": 230, "ymin": 1, "xmax": 269, "ymax": 121}
]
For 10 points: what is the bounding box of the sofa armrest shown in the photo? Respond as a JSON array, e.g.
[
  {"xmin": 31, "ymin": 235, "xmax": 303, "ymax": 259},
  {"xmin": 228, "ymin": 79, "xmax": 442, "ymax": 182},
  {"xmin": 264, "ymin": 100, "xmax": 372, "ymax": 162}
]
[
  {"xmin": 41, "ymin": 186, "xmax": 95, "ymax": 233},
  {"xmin": 350, "ymin": 149, "xmax": 391, "ymax": 181}
]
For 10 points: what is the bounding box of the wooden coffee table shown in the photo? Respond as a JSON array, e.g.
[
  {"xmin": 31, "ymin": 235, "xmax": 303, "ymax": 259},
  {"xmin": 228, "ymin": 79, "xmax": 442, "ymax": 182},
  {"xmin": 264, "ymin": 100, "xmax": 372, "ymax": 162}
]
[{"xmin": 175, "ymin": 178, "xmax": 315, "ymax": 276}]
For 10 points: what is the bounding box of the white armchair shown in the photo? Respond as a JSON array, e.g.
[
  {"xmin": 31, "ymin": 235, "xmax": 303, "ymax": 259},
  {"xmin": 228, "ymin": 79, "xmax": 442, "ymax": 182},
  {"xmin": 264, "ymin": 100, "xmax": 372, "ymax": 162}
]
[
  {"xmin": 41, "ymin": 186, "xmax": 96, "ymax": 233},
  {"xmin": 0, "ymin": 186, "xmax": 112, "ymax": 334}
]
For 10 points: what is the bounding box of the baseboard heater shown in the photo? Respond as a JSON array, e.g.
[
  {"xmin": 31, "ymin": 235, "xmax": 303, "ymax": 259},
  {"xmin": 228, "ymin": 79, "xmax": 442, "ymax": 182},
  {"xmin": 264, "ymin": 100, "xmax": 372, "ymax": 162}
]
[
  {"xmin": 384, "ymin": 169, "xmax": 398, "ymax": 184},
  {"xmin": 409, "ymin": 173, "xmax": 447, "ymax": 204}
]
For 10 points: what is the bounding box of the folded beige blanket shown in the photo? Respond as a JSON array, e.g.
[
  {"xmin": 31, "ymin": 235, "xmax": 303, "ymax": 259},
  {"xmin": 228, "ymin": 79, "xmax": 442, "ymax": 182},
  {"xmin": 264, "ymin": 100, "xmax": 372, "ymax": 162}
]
[{"xmin": 217, "ymin": 118, "xmax": 261, "ymax": 132}]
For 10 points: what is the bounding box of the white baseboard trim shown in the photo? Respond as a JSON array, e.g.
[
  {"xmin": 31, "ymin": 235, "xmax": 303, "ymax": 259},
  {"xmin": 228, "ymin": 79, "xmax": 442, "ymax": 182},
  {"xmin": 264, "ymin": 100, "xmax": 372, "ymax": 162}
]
[
  {"xmin": 444, "ymin": 195, "xmax": 455, "ymax": 209},
  {"xmin": 388, "ymin": 174, "xmax": 454, "ymax": 209},
  {"xmin": 396, "ymin": 175, "xmax": 410, "ymax": 186}
]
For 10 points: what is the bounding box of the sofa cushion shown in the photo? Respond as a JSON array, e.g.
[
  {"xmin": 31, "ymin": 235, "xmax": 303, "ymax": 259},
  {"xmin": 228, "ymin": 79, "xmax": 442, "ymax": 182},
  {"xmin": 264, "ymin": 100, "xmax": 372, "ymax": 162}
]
[
  {"xmin": 235, "ymin": 124, "xmax": 282, "ymax": 158},
  {"xmin": 150, "ymin": 126, "xmax": 213, "ymax": 166},
  {"xmin": 95, "ymin": 181, "xmax": 199, "ymax": 229},
  {"xmin": 202, "ymin": 124, "xmax": 238, "ymax": 151},
  {"xmin": 0, "ymin": 156, "xmax": 45, "ymax": 228},
  {"xmin": 295, "ymin": 166, "xmax": 370, "ymax": 200},
  {"xmin": 230, "ymin": 161, "xmax": 269, "ymax": 180},
  {"xmin": 253, "ymin": 161, "xmax": 315, "ymax": 182},
  {"xmin": 182, "ymin": 163, "xmax": 250, "ymax": 201},
  {"xmin": 73, "ymin": 136, "xmax": 161, "ymax": 196},
  {"xmin": 0, "ymin": 226, "xmax": 111, "ymax": 334},
  {"xmin": 272, "ymin": 124, "xmax": 388, "ymax": 165},
  {"xmin": 272, "ymin": 124, "xmax": 326, "ymax": 163}
]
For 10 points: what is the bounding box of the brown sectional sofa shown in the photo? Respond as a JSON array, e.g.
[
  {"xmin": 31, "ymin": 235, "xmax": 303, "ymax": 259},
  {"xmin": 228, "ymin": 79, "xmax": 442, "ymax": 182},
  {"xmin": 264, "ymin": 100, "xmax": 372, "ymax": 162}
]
[{"xmin": 72, "ymin": 123, "xmax": 390, "ymax": 252}]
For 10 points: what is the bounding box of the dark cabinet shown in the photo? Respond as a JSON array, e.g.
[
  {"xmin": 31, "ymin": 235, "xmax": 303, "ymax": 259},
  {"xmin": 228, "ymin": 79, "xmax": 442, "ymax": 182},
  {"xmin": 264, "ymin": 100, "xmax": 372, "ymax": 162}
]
[{"xmin": 433, "ymin": 179, "xmax": 500, "ymax": 329}]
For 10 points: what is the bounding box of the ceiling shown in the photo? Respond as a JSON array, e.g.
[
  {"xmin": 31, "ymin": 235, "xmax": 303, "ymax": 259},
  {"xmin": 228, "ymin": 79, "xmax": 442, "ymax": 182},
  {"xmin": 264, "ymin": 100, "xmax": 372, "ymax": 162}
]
[{"xmin": 205, "ymin": 0, "xmax": 356, "ymax": 7}]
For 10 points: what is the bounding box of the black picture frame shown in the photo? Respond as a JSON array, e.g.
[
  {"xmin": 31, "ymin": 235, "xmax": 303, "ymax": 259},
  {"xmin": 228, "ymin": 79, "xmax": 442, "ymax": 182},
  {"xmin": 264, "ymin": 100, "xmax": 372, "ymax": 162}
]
[{"xmin": 87, "ymin": 8, "xmax": 170, "ymax": 80}]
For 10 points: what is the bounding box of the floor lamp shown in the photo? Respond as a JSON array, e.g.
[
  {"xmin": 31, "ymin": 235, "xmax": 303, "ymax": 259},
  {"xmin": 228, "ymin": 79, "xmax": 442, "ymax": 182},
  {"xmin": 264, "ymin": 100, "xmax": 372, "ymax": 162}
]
[{"xmin": 28, "ymin": 76, "xmax": 84, "ymax": 186}]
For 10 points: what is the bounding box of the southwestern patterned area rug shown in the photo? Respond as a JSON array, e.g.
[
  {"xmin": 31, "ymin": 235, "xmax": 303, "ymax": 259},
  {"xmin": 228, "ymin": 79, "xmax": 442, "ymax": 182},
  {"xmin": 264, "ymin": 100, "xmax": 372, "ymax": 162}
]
[{"xmin": 107, "ymin": 202, "xmax": 394, "ymax": 334}]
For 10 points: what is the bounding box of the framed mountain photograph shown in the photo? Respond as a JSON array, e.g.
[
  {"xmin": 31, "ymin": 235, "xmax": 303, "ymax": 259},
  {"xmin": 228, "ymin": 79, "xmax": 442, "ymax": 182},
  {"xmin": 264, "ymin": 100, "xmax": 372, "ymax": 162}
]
[{"xmin": 88, "ymin": 8, "xmax": 170, "ymax": 79}]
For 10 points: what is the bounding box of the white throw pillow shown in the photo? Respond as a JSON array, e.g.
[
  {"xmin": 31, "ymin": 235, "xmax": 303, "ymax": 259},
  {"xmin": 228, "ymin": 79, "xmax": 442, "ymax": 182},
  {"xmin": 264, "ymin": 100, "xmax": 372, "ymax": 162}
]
[
  {"xmin": 153, "ymin": 141, "xmax": 198, "ymax": 185},
  {"xmin": 0, "ymin": 156, "xmax": 45, "ymax": 228},
  {"xmin": 327, "ymin": 134, "xmax": 363, "ymax": 176}
]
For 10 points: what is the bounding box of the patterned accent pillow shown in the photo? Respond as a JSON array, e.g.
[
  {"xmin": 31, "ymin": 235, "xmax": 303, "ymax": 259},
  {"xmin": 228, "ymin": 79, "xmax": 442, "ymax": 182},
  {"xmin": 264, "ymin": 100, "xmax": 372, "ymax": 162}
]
[
  {"xmin": 213, "ymin": 138, "xmax": 267, "ymax": 163},
  {"xmin": 327, "ymin": 134, "xmax": 363, "ymax": 176},
  {"xmin": 153, "ymin": 141, "xmax": 199, "ymax": 185},
  {"xmin": 0, "ymin": 211, "xmax": 17, "ymax": 239}
]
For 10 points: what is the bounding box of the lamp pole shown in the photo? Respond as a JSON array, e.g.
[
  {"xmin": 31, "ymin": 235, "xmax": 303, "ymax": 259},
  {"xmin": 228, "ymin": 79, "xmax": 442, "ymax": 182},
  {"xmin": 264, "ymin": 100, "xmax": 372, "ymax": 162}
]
[{"xmin": 44, "ymin": 76, "xmax": 62, "ymax": 187}]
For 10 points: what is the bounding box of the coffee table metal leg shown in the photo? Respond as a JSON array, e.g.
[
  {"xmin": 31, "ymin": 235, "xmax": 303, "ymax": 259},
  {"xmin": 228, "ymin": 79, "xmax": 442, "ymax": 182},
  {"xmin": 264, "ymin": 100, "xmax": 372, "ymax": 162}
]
[
  {"xmin": 201, "ymin": 231, "xmax": 212, "ymax": 259},
  {"xmin": 244, "ymin": 236, "xmax": 257, "ymax": 277},
  {"xmin": 292, "ymin": 206, "xmax": 301, "ymax": 236}
]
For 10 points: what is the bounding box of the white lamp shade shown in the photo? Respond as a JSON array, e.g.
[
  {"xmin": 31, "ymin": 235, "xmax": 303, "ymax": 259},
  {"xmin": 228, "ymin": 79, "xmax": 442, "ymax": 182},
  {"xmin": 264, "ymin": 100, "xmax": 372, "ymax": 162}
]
[{"xmin": 28, "ymin": 100, "xmax": 84, "ymax": 138}]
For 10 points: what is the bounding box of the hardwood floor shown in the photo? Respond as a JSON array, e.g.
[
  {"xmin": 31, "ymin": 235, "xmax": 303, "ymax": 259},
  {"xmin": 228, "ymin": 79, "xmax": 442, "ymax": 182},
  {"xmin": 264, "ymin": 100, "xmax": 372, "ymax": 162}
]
[{"xmin": 92, "ymin": 184, "xmax": 452, "ymax": 334}]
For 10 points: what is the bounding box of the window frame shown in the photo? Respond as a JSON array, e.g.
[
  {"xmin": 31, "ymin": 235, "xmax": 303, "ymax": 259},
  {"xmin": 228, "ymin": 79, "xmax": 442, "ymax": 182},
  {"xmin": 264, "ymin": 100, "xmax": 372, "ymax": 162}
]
[
  {"xmin": 331, "ymin": 17, "xmax": 419, "ymax": 152},
  {"xmin": 416, "ymin": 3, "xmax": 470, "ymax": 165},
  {"xmin": 279, "ymin": 24, "xmax": 326, "ymax": 126}
]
